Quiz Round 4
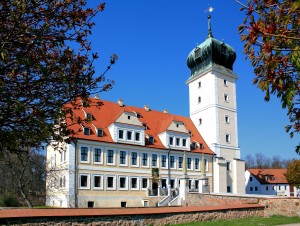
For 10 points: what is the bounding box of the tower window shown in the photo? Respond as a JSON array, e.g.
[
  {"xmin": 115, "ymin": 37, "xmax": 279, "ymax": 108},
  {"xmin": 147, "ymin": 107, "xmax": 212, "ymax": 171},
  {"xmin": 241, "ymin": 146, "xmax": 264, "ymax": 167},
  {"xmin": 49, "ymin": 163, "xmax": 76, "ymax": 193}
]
[
  {"xmin": 198, "ymin": 81, "xmax": 201, "ymax": 88},
  {"xmin": 199, "ymin": 118, "xmax": 202, "ymax": 125},
  {"xmin": 226, "ymin": 134, "xmax": 231, "ymax": 143},
  {"xmin": 194, "ymin": 48, "xmax": 200, "ymax": 58},
  {"xmin": 224, "ymin": 79, "xmax": 228, "ymax": 86},
  {"xmin": 224, "ymin": 94, "xmax": 229, "ymax": 102},
  {"xmin": 198, "ymin": 96, "xmax": 201, "ymax": 103},
  {"xmin": 225, "ymin": 115, "xmax": 230, "ymax": 124}
]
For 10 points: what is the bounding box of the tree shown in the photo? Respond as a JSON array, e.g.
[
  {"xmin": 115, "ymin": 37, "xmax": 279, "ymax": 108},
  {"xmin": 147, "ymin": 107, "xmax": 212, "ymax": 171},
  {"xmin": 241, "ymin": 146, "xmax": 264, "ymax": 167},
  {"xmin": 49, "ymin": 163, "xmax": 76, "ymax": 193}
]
[
  {"xmin": 285, "ymin": 160, "xmax": 300, "ymax": 188},
  {"xmin": 235, "ymin": 0, "xmax": 300, "ymax": 153},
  {"xmin": 0, "ymin": 0, "xmax": 117, "ymax": 206}
]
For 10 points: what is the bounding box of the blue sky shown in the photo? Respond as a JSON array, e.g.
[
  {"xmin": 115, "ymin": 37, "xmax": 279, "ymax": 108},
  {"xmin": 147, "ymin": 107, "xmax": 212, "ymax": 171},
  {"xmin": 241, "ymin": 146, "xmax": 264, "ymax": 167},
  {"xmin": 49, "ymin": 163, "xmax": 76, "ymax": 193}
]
[{"xmin": 87, "ymin": 0, "xmax": 299, "ymax": 160}]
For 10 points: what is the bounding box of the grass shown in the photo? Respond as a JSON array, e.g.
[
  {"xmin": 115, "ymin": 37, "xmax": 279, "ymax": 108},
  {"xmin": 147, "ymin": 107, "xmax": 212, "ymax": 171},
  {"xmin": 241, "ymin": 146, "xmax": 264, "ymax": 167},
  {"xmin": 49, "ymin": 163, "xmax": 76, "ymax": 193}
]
[{"xmin": 173, "ymin": 215, "xmax": 300, "ymax": 226}]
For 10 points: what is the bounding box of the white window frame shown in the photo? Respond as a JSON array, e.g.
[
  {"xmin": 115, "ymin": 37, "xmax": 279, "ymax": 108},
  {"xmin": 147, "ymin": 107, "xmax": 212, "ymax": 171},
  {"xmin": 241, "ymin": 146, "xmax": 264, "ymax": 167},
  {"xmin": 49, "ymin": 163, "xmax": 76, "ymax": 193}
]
[
  {"xmin": 130, "ymin": 176, "xmax": 139, "ymax": 190},
  {"xmin": 93, "ymin": 147, "xmax": 103, "ymax": 164},
  {"xmin": 79, "ymin": 146, "xmax": 90, "ymax": 163},
  {"xmin": 226, "ymin": 134, "xmax": 231, "ymax": 143},
  {"xmin": 92, "ymin": 174, "xmax": 103, "ymax": 190},
  {"xmin": 79, "ymin": 173, "xmax": 90, "ymax": 190},
  {"xmin": 141, "ymin": 153, "xmax": 149, "ymax": 168},
  {"xmin": 178, "ymin": 156, "xmax": 183, "ymax": 169},
  {"xmin": 135, "ymin": 132, "xmax": 140, "ymax": 141},
  {"xmin": 175, "ymin": 137, "xmax": 181, "ymax": 147},
  {"xmin": 187, "ymin": 157, "xmax": 193, "ymax": 170},
  {"xmin": 141, "ymin": 177, "xmax": 148, "ymax": 190},
  {"xmin": 127, "ymin": 130, "xmax": 133, "ymax": 141},
  {"xmin": 118, "ymin": 129, "xmax": 124, "ymax": 140},
  {"xmin": 106, "ymin": 175, "xmax": 116, "ymax": 190},
  {"xmin": 119, "ymin": 150, "xmax": 128, "ymax": 166},
  {"xmin": 224, "ymin": 93, "xmax": 229, "ymax": 102},
  {"xmin": 170, "ymin": 155, "xmax": 176, "ymax": 169},
  {"xmin": 169, "ymin": 136, "xmax": 174, "ymax": 146},
  {"xmin": 106, "ymin": 149, "xmax": 116, "ymax": 165},
  {"xmin": 182, "ymin": 138, "xmax": 187, "ymax": 147},
  {"xmin": 161, "ymin": 154, "xmax": 167, "ymax": 169},
  {"xmin": 118, "ymin": 175, "xmax": 128, "ymax": 190},
  {"xmin": 194, "ymin": 158, "xmax": 200, "ymax": 171},
  {"xmin": 225, "ymin": 115, "xmax": 230, "ymax": 124},
  {"xmin": 130, "ymin": 151, "xmax": 139, "ymax": 167},
  {"xmin": 151, "ymin": 154, "xmax": 158, "ymax": 167}
]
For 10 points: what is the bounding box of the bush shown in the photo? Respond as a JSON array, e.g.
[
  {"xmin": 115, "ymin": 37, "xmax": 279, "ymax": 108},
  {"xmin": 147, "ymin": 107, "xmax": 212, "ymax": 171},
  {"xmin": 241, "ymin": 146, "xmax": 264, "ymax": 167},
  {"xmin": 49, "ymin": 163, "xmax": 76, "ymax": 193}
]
[{"xmin": 0, "ymin": 193, "xmax": 21, "ymax": 207}]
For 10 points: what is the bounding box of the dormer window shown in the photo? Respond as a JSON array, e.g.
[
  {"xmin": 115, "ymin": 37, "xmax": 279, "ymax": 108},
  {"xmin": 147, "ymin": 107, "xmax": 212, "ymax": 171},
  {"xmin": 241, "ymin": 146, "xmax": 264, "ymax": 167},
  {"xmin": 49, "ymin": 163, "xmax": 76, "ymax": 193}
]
[
  {"xmin": 148, "ymin": 136, "xmax": 154, "ymax": 144},
  {"xmin": 199, "ymin": 143, "xmax": 203, "ymax": 149},
  {"xmin": 86, "ymin": 113, "xmax": 93, "ymax": 121},
  {"xmin": 182, "ymin": 139, "xmax": 187, "ymax": 147},
  {"xmin": 97, "ymin": 129, "xmax": 103, "ymax": 137},
  {"xmin": 169, "ymin": 137, "xmax": 174, "ymax": 145},
  {"xmin": 194, "ymin": 47, "xmax": 200, "ymax": 59},
  {"xmin": 127, "ymin": 115, "xmax": 131, "ymax": 120},
  {"xmin": 191, "ymin": 142, "xmax": 196, "ymax": 149},
  {"xmin": 118, "ymin": 130, "xmax": 124, "ymax": 139},
  {"xmin": 127, "ymin": 131, "xmax": 132, "ymax": 140},
  {"xmin": 176, "ymin": 138, "xmax": 180, "ymax": 146},
  {"xmin": 135, "ymin": 132, "xmax": 140, "ymax": 141},
  {"xmin": 83, "ymin": 127, "xmax": 90, "ymax": 135}
]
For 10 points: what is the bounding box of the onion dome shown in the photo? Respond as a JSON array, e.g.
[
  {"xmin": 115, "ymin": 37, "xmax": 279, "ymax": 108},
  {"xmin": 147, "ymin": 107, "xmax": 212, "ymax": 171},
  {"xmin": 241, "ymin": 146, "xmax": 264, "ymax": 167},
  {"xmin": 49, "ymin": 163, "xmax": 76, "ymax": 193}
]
[{"xmin": 187, "ymin": 15, "xmax": 236, "ymax": 76}]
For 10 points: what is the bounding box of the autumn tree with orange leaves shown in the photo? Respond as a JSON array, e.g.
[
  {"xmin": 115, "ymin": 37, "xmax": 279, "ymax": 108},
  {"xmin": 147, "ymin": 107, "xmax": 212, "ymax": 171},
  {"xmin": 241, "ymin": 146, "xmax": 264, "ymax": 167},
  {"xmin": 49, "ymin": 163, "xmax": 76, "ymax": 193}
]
[{"xmin": 236, "ymin": 0, "xmax": 300, "ymax": 153}]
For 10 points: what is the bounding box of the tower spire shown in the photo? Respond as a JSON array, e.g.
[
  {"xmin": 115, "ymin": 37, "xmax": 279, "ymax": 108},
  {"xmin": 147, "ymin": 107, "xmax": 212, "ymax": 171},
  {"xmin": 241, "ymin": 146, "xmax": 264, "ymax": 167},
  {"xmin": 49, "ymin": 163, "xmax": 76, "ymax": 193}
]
[{"xmin": 207, "ymin": 15, "xmax": 213, "ymax": 38}]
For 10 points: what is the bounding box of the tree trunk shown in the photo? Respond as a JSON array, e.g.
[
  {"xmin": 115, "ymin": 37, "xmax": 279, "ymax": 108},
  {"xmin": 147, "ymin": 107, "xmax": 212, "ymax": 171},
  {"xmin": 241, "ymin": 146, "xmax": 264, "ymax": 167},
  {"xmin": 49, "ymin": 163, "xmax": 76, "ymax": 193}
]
[{"xmin": 18, "ymin": 177, "xmax": 33, "ymax": 208}]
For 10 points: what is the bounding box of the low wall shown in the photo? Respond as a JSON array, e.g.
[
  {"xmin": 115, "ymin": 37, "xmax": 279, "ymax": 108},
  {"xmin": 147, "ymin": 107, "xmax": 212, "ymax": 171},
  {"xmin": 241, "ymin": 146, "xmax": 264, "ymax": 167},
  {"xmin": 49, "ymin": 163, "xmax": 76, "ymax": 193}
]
[
  {"xmin": 260, "ymin": 198, "xmax": 300, "ymax": 217},
  {"xmin": 0, "ymin": 205, "xmax": 263, "ymax": 226}
]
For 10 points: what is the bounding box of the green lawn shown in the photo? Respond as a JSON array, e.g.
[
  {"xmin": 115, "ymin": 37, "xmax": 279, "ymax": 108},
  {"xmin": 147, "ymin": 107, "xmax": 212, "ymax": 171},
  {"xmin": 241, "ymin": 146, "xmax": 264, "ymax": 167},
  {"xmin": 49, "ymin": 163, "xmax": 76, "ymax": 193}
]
[{"xmin": 173, "ymin": 215, "xmax": 300, "ymax": 226}]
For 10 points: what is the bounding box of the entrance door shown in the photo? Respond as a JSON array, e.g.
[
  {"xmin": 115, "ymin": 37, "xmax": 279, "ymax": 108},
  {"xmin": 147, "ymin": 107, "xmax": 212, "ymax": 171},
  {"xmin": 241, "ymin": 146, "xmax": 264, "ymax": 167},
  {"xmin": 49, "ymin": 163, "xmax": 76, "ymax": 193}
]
[{"xmin": 152, "ymin": 182, "xmax": 158, "ymax": 196}]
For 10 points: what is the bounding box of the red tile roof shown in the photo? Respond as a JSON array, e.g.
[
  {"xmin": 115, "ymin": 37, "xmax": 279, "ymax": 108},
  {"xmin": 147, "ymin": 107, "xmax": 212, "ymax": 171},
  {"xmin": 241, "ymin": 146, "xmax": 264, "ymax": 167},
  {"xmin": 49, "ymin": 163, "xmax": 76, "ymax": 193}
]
[
  {"xmin": 65, "ymin": 98, "xmax": 214, "ymax": 155},
  {"xmin": 248, "ymin": 169, "xmax": 288, "ymax": 184}
]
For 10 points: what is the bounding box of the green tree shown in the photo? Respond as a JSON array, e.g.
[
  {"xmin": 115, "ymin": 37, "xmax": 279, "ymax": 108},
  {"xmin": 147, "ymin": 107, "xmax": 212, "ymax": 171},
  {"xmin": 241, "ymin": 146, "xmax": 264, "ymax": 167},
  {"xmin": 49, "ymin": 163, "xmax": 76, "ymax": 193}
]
[
  {"xmin": 285, "ymin": 160, "xmax": 300, "ymax": 188},
  {"xmin": 235, "ymin": 0, "xmax": 300, "ymax": 153}
]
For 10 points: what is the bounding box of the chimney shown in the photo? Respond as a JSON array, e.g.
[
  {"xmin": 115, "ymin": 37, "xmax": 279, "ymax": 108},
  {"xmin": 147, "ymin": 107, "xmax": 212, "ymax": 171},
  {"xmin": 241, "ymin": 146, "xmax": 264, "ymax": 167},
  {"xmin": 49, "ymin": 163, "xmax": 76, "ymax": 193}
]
[
  {"xmin": 118, "ymin": 99, "xmax": 124, "ymax": 107},
  {"xmin": 163, "ymin": 109, "xmax": 168, "ymax": 114},
  {"xmin": 94, "ymin": 94, "xmax": 100, "ymax": 100},
  {"xmin": 144, "ymin": 105, "xmax": 150, "ymax": 112}
]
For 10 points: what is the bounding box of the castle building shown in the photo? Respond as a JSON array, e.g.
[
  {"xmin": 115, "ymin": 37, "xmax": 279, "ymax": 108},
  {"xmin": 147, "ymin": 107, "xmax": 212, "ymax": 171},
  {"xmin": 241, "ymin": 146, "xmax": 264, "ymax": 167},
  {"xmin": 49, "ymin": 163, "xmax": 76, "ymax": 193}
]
[{"xmin": 46, "ymin": 15, "xmax": 245, "ymax": 208}]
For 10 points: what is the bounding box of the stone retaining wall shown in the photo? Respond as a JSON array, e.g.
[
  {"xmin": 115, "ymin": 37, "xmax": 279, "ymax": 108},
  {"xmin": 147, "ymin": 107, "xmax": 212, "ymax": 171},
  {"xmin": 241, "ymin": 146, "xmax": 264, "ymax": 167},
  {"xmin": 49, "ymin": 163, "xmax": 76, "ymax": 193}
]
[
  {"xmin": 2, "ymin": 208, "xmax": 264, "ymax": 226},
  {"xmin": 260, "ymin": 198, "xmax": 300, "ymax": 217}
]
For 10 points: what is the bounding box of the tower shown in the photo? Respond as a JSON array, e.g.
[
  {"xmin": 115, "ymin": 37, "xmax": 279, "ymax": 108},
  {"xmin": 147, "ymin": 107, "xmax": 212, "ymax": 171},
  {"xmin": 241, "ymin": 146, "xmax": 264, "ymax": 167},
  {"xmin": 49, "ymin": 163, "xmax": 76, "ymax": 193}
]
[{"xmin": 186, "ymin": 15, "xmax": 245, "ymax": 194}]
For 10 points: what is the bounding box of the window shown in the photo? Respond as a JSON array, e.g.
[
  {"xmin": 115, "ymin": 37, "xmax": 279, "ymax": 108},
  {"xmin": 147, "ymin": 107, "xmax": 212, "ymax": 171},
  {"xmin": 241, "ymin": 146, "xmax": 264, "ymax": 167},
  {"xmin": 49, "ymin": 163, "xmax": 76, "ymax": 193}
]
[
  {"xmin": 79, "ymin": 174, "xmax": 90, "ymax": 189},
  {"xmin": 118, "ymin": 130, "xmax": 124, "ymax": 139},
  {"xmin": 250, "ymin": 187, "xmax": 253, "ymax": 191},
  {"xmin": 226, "ymin": 161, "xmax": 231, "ymax": 171},
  {"xmin": 94, "ymin": 148, "xmax": 102, "ymax": 163},
  {"xmin": 194, "ymin": 48, "xmax": 200, "ymax": 58},
  {"xmin": 195, "ymin": 158, "xmax": 200, "ymax": 170},
  {"xmin": 59, "ymin": 176, "xmax": 65, "ymax": 188},
  {"xmin": 142, "ymin": 178, "xmax": 148, "ymax": 189},
  {"xmin": 152, "ymin": 154, "xmax": 157, "ymax": 167},
  {"xmin": 80, "ymin": 147, "xmax": 89, "ymax": 162},
  {"xmin": 224, "ymin": 79, "xmax": 228, "ymax": 86},
  {"xmin": 279, "ymin": 186, "xmax": 281, "ymax": 190},
  {"xmin": 199, "ymin": 118, "xmax": 202, "ymax": 125},
  {"xmin": 83, "ymin": 127, "xmax": 90, "ymax": 135},
  {"xmin": 266, "ymin": 186, "xmax": 269, "ymax": 191},
  {"xmin": 178, "ymin": 157, "xmax": 183, "ymax": 169},
  {"xmin": 182, "ymin": 139, "xmax": 187, "ymax": 147},
  {"xmin": 170, "ymin": 179, "xmax": 175, "ymax": 189},
  {"xmin": 250, "ymin": 176, "xmax": 253, "ymax": 182},
  {"xmin": 135, "ymin": 132, "xmax": 140, "ymax": 141},
  {"xmin": 169, "ymin": 137, "xmax": 174, "ymax": 145},
  {"xmin": 225, "ymin": 115, "xmax": 230, "ymax": 124},
  {"xmin": 187, "ymin": 158, "xmax": 192, "ymax": 169},
  {"xmin": 121, "ymin": 202, "xmax": 127, "ymax": 207},
  {"xmin": 170, "ymin": 156, "xmax": 175, "ymax": 168},
  {"xmin": 227, "ymin": 186, "xmax": 231, "ymax": 193},
  {"xmin": 131, "ymin": 177, "xmax": 139, "ymax": 190},
  {"xmin": 97, "ymin": 129, "xmax": 103, "ymax": 137},
  {"xmin": 106, "ymin": 175, "xmax": 116, "ymax": 190},
  {"xmin": 272, "ymin": 186, "xmax": 275, "ymax": 190},
  {"xmin": 198, "ymin": 96, "xmax": 201, "ymax": 103},
  {"xmin": 88, "ymin": 201, "xmax": 94, "ymax": 208},
  {"xmin": 198, "ymin": 81, "xmax": 201, "ymax": 88},
  {"xmin": 131, "ymin": 152, "xmax": 138, "ymax": 166},
  {"xmin": 143, "ymin": 201, "xmax": 149, "ymax": 207},
  {"xmin": 161, "ymin": 155, "xmax": 167, "ymax": 168},
  {"xmin": 176, "ymin": 138, "xmax": 180, "ymax": 146},
  {"xmin": 127, "ymin": 115, "xmax": 131, "ymax": 120},
  {"xmin": 119, "ymin": 151, "xmax": 127, "ymax": 165},
  {"xmin": 127, "ymin": 131, "xmax": 132, "ymax": 140},
  {"xmin": 204, "ymin": 158, "xmax": 208, "ymax": 171},
  {"xmin": 255, "ymin": 186, "xmax": 258, "ymax": 191},
  {"xmin": 226, "ymin": 134, "xmax": 231, "ymax": 143},
  {"xmin": 86, "ymin": 113, "xmax": 93, "ymax": 120},
  {"xmin": 93, "ymin": 175, "xmax": 103, "ymax": 190},
  {"xmin": 142, "ymin": 153, "xmax": 148, "ymax": 167},
  {"xmin": 107, "ymin": 149, "xmax": 114, "ymax": 164},
  {"xmin": 199, "ymin": 143, "xmax": 203, "ymax": 149},
  {"xmin": 148, "ymin": 136, "xmax": 154, "ymax": 144},
  {"xmin": 191, "ymin": 142, "xmax": 196, "ymax": 149},
  {"xmin": 195, "ymin": 180, "xmax": 199, "ymax": 190},
  {"xmin": 224, "ymin": 94, "xmax": 229, "ymax": 102},
  {"xmin": 162, "ymin": 179, "xmax": 167, "ymax": 188},
  {"xmin": 119, "ymin": 176, "xmax": 128, "ymax": 190}
]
